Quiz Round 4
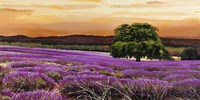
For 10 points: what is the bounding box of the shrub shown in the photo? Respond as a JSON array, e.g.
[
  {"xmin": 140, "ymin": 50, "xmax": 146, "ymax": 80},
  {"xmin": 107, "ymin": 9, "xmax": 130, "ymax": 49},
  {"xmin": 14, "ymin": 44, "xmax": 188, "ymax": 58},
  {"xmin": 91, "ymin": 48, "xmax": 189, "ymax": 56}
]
[{"xmin": 180, "ymin": 48, "xmax": 200, "ymax": 60}]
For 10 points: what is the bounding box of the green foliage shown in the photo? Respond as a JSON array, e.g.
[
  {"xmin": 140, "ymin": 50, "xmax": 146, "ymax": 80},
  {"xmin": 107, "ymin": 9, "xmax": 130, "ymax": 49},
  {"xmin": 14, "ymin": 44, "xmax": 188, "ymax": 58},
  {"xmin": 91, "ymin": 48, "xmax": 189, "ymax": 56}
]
[
  {"xmin": 180, "ymin": 48, "xmax": 200, "ymax": 60},
  {"xmin": 166, "ymin": 47, "xmax": 185, "ymax": 56},
  {"xmin": 110, "ymin": 23, "xmax": 171, "ymax": 61},
  {"xmin": 110, "ymin": 42, "xmax": 129, "ymax": 58}
]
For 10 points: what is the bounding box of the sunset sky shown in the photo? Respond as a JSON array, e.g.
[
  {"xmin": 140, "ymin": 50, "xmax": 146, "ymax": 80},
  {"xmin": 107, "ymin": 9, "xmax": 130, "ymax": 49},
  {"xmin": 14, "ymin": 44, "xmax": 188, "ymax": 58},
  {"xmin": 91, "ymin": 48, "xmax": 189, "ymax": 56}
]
[{"xmin": 0, "ymin": 0, "xmax": 200, "ymax": 38}]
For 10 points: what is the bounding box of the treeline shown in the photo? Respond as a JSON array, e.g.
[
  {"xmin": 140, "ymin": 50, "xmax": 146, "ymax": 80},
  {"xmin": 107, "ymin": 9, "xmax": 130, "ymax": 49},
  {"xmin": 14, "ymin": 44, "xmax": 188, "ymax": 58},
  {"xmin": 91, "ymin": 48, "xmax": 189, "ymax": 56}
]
[
  {"xmin": 0, "ymin": 35, "xmax": 113, "ymax": 45},
  {"xmin": 0, "ymin": 35, "xmax": 199, "ymax": 47}
]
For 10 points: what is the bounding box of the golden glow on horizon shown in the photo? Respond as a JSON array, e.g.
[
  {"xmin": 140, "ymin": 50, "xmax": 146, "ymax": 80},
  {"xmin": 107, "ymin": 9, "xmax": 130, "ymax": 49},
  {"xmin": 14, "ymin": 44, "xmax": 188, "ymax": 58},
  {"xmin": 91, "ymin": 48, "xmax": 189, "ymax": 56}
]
[{"xmin": 0, "ymin": 0, "xmax": 200, "ymax": 38}]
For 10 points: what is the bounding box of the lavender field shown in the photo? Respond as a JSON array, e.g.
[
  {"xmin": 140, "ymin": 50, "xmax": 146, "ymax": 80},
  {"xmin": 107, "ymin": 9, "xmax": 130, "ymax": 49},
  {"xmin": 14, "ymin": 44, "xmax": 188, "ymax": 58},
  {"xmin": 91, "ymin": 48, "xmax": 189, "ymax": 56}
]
[{"xmin": 0, "ymin": 46, "xmax": 200, "ymax": 100}]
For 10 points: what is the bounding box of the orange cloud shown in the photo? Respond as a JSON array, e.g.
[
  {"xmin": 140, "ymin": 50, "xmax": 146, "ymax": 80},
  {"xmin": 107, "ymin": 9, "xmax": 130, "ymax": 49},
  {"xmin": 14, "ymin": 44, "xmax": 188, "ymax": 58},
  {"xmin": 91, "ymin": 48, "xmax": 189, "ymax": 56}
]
[
  {"xmin": 111, "ymin": 3, "xmax": 165, "ymax": 8},
  {"xmin": 1, "ymin": 8, "xmax": 33, "ymax": 13},
  {"xmin": 0, "ymin": 8, "xmax": 33, "ymax": 24},
  {"xmin": 194, "ymin": 11, "xmax": 200, "ymax": 13},
  {"xmin": 47, "ymin": 4, "xmax": 98, "ymax": 10},
  {"xmin": 146, "ymin": 1, "xmax": 166, "ymax": 5},
  {"xmin": 70, "ymin": 0, "xmax": 101, "ymax": 3},
  {"xmin": 113, "ymin": 11, "xmax": 188, "ymax": 16}
]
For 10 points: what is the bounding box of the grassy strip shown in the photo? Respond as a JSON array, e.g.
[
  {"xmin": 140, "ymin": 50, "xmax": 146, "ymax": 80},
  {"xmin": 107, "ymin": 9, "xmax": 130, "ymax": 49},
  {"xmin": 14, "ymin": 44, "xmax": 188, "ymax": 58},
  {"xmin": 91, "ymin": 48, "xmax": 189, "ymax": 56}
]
[
  {"xmin": 0, "ymin": 42, "xmax": 186, "ymax": 56},
  {"xmin": 0, "ymin": 42, "xmax": 110, "ymax": 52}
]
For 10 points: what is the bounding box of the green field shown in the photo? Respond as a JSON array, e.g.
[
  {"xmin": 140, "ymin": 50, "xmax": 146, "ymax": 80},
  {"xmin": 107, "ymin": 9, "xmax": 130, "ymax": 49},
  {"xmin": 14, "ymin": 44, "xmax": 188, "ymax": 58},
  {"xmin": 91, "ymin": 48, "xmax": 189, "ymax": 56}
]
[
  {"xmin": 0, "ymin": 42, "xmax": 110, "ymax": 52},
  {"xmin": 0, "ymin": 42, "xmax": 186, "ymax": 56}
]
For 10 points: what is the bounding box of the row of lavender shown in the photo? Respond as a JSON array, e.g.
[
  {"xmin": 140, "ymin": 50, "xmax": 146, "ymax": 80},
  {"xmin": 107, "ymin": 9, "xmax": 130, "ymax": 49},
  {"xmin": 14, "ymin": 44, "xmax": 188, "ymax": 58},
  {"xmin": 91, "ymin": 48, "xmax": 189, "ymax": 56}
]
[{"xmin": 0, "ymin": 46, "xmax": 200, "ymax": 100}]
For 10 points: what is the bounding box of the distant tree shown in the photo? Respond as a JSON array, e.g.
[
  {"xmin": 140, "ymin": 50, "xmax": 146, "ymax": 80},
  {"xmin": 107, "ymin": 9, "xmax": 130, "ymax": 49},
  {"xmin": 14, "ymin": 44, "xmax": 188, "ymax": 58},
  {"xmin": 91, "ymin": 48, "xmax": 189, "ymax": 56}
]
[
  {"xmin": 110, "ymin": 23, "xmax": 171, "ymax": 61},
  {"xmin": 180, "ymin": 48, "xmax": 200, "ymax": 60}
]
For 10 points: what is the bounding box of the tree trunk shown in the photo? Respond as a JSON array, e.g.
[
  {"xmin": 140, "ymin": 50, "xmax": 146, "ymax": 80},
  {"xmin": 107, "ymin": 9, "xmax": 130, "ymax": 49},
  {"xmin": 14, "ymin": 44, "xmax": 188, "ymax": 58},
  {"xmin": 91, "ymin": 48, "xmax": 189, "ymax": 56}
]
[{"xmin": 136, "ymin": 57, "xmax": 141, "ymax": 62}]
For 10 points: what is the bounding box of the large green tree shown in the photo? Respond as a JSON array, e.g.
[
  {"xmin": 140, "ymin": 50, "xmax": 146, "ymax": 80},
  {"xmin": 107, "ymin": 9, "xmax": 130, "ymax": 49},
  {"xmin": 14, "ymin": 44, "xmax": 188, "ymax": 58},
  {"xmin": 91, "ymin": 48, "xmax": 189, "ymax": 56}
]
[{"xmin": 110, "ymin": 23, "xmax": 170, "ymax": 61}]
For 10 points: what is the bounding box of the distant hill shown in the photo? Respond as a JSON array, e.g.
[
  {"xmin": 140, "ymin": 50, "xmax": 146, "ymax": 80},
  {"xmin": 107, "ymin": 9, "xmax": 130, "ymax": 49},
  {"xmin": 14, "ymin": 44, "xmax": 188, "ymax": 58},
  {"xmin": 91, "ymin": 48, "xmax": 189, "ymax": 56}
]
[{"xmin": 0, "ymin": 35, "xmax": 200, "ymax": 47}]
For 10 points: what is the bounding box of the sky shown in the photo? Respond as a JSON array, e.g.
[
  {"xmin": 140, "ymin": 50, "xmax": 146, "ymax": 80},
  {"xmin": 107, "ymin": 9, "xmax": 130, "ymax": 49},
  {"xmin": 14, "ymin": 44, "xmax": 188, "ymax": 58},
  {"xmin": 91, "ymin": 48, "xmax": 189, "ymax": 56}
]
[{"xmin": 0, "ymin": 0, "xmax": 200, "ymax": 38}]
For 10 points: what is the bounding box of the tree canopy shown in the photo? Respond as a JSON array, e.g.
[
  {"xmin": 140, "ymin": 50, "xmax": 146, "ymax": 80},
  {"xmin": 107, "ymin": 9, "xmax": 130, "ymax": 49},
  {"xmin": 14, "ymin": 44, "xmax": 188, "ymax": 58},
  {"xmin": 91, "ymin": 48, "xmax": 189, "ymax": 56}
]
[{"xmin": 110, "ymin": 23, "xmax": 171, "ymax": 61}]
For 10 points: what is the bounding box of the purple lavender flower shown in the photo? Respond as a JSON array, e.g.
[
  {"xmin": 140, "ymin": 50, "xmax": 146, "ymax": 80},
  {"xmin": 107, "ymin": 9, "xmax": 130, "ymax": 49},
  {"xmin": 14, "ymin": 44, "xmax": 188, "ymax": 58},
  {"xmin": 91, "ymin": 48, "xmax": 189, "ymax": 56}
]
[
  {"xmin": 2, "ymin": 88, "xmax": 14, "ymax": 97},
  {"xmin": 3, "ymin": 71, "xmax": 56, "ymax": 91},
  {"xmin": 1, "ymin": 46, "xmax": 200, "ymax": 100},
  {"xmin": 173, "ymin": 79, "xmax": 200, "ymax": 89},
  {"xmin": 164, "ymin": 74, "xmax": 197, "ymax": 82},
  {"xmin": 11, "ymin": 90, "xmax": 63, "ymax": 100},
  {"xmin": 6, "ymin": 61, "xmax": 39, "ymax": 68}
]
